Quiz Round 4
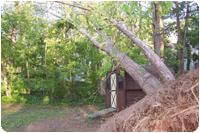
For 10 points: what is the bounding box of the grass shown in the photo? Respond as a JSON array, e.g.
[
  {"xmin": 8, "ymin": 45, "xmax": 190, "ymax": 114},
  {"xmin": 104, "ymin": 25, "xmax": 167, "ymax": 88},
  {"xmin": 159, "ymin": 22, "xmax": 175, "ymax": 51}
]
[{"xmin": 1, "ymin": 104, "xmax": 69, "ymax": 131}]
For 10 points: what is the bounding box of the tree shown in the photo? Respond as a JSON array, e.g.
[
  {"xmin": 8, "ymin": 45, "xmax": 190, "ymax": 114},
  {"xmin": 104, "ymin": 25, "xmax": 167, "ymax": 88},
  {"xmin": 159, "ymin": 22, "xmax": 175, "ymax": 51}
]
[
  {"xmin": 174, "ymin": 2, "xmax": 198, "ymax": 74},
  {"xmin": 152, "ymin": 2, "xmax": 164, "ymax": 58},
  {"xmin": 111, "ymin": 20, "xmax": 175, "ymax": 82},
  {"xmin": 175, "ymin": 2, "xmax": 184, "ymax": 74},
  {"xmin": 56, "ymin": 1, "xmax": 175, "ymax": 82},
  {"xmin": 1, "ymin": 1, "xmax": 198, "ymax": 104},
  {"xmin": 79, "ymin": 28, "xmax": 162, "ymax": 95},
  {"xmin": 182, "ymin": 3, "xmax": 190, "ymax": 71},
  {"xmin": 50, "ymin": 1, "xmax": 175, "ymax": 94}
]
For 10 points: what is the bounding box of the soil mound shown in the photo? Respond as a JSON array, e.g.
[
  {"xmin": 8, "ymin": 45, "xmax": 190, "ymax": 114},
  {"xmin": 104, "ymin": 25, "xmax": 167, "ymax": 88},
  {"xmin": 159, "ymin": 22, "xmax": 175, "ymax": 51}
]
[{"xmin": 99, "ymin": 69, "xmax": 199, "ymax": 132}]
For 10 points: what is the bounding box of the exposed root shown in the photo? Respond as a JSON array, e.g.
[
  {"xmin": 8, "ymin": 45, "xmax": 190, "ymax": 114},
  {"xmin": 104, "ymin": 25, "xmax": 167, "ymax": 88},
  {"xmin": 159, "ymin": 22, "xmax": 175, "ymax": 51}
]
[{"xmin": 98, "ymin": 69, "xmax": 199, "ymax": 132}]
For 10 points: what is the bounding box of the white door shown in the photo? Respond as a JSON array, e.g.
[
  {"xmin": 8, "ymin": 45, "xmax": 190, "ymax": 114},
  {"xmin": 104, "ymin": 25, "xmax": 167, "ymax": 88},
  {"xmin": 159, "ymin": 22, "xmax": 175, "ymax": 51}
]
[{"xmin": 110, "ymin": 73, "xmax": 117, "ymax": 108}]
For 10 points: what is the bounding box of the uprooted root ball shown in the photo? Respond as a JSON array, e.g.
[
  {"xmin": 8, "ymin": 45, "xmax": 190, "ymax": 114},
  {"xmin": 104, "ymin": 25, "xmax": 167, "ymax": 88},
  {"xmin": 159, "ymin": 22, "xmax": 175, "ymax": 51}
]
[{"xmin": 99, "ymin": 69, "xmax": 199, "ymax": 132}]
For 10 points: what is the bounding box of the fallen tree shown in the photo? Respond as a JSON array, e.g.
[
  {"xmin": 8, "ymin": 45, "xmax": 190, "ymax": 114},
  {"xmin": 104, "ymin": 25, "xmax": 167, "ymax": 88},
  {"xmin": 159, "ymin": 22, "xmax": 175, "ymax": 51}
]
[
  {"xmin": 111, "ymin": 20, "xmax": 175, "ymax": 82},
  {"xmin": 55, "ymin": 1, "xmax": 175, "ymax": 82},
  {"xmin": 54, "ymin": 1, "xmax": 174, "ymax": 95},
  {"xmin": 43, "ymin": 2, "xmax": 197, "ymax": 131},
  {"xmin": 79, "ymin": 28, "xmax": 162, "ymax": 95},
  {"xmin": 98, "ymin": 69, "xmax": 199, "ymax": 131},
  {"xmin": 40, "ymin": 10, "xmax": 163, "ymax": 95}
]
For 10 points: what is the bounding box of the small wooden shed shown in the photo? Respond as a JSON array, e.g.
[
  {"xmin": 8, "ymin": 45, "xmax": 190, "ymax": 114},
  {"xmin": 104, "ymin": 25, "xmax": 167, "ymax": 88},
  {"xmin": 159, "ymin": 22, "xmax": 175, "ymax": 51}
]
[{"xmin": 105, "ymin": 65, "xmax": 159, "ymax": 111}]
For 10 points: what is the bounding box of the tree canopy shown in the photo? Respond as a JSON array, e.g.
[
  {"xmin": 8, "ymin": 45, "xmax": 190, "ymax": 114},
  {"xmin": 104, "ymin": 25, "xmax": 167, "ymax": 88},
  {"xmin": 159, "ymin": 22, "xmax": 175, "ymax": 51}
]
[{"xmin": 1, "ymin": 1, "xmax": 199, "ymax": 104}]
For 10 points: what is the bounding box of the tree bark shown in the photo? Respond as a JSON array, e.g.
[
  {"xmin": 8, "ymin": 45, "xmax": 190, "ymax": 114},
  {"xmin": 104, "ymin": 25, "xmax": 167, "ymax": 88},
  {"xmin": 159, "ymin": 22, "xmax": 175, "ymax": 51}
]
[
  {"xmin": 152, "ymin": 2, "xmax": 164, "ymax": 58},
  {"xmin": 175, "ymin": 2, "xmax": 184, "ymax": 74},
  {"xmin": 111, "ymin": 20, "xmax": 175, "ymax": 82},
  {"xmin": 183, "ymin": 3, "xmax": 190, "ymax": 70},
  {"xmin": 79, "ymin": 28, "xmax": 162, "ymax": 95}
]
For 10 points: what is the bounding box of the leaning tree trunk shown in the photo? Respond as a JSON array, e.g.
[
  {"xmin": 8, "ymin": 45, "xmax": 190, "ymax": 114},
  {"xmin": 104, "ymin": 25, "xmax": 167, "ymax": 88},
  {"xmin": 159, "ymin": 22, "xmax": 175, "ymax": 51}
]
[
  {"xmin": 111, "ymin": 20, "xmax": 175, "ymax": 82},
  {"xmin": 152, "ymin": 2, "xmax": 164, "ymax": 58},
  {"xmin": 79, "ymin": 28, "xmax": 162, "ymax": 95}
]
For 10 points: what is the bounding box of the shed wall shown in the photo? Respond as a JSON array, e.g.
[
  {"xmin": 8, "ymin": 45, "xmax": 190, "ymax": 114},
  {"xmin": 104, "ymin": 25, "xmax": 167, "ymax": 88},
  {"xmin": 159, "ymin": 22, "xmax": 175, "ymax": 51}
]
[
  {"xmin": 105, "ymin": 65, "xmax": 160, "ymax": 111},
  {"xmin": 124, "ymin": 72, "xmax": 146, "ymax": 107}
]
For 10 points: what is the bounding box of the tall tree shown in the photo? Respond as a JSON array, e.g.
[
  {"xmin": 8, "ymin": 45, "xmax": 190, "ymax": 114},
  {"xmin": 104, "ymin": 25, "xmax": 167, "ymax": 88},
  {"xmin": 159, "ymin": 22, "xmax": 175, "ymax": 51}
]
[
  {"xmin": 183, "ymin": 3, "xmax": 190, "ymax": 70},
  {"xmin": 152, "ymin": 2, "xmax": 164, "ymax": 58},
  {"xmin": 175, "ymin": 2, "xmax": 184, "ymax": 74}
]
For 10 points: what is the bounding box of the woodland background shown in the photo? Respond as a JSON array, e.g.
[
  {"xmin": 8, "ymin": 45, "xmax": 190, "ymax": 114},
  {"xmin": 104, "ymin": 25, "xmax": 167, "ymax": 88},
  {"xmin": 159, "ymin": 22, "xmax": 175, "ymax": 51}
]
[{"xmin": 1, "ymin": 1, "xmax": 199, "ymax": 106}]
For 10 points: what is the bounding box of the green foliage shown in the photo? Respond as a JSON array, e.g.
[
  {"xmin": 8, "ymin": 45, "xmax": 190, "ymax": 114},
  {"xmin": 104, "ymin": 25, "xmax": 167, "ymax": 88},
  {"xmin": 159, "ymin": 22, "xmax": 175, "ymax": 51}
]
[
  {"xmin": 164, "ymin": 48, "xmax": 179, "ymax": 73},
  {"xmin": 128, "ymin": 48, "xmax": 148, "ymax": 65},
  {"xmin": 160, "ymin": 2, "xmax": 173, "ymax": 15},
  {"xmin": 1, "ymin": 2, "xmax": 106, "ymax": 105},
  {"xmin": 1, "ymin": 1, "xmax": 198, "ymax": 106}
]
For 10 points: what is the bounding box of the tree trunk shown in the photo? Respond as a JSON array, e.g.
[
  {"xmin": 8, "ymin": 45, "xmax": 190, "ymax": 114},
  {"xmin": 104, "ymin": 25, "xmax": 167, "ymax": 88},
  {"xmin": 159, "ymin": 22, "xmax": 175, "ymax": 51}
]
[
  {"xmin": 111, "ymin": 20, "xmax": 175, "ymax": 82},
  {"xmin": 175, "ymin": 2, "xmax": 184, "ymax": 74},
  {"xmin": 44, "ymin": 42, "xmax": 48, "ymax": 78},
  {"xmin": 26, "ymin": 61, "xmax": 30, "ymax": 79},
  {"xmin": 152, "ymin": 2, "xmax": 164, "ymax": 58},
  {"xmin": 79, "ymin": 28, "xmax": 162, "ymax": 95},
  {"xmin": 4, "ymin": 77, "xmax": 12, "ymax": 97},
  {"xmin": 183, "ymin": 3, "xmax": 190, "ymax": 71}
]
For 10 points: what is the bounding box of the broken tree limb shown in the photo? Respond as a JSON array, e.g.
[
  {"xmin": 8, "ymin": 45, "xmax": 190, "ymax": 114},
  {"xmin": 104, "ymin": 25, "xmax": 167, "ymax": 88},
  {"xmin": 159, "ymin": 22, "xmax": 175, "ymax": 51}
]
[
  {"xmin": 79, "ymin": 28, "xmax": 162, "ymax": 95},
  {"xmin": 88, "ymin": 108, "xmax": 116, "ymax": 119},
  {"xmin": 111, "ymin": 20, "xmax": 175, "ymax": 82}
]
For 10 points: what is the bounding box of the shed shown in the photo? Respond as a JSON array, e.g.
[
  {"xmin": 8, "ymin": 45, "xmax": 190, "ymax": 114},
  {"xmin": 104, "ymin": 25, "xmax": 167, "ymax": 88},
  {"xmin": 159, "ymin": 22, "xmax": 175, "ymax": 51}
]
[{"xmin": 105, "ymin": 65, "xmax": 159, "ymax": 111}]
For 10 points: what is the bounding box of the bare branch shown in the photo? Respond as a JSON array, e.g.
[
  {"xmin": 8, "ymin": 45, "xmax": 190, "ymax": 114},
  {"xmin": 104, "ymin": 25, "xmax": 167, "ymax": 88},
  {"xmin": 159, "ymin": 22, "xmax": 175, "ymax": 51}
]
[{"xmin": 55, "ymin": 1, "xmax": 91, "ymax": 11}]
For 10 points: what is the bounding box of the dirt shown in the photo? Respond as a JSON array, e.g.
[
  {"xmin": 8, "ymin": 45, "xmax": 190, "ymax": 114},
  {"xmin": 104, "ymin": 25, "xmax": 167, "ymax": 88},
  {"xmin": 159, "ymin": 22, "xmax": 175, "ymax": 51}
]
[{"xmin": 23, "ymin": 106, "xmax": 104, "ymax": 132}]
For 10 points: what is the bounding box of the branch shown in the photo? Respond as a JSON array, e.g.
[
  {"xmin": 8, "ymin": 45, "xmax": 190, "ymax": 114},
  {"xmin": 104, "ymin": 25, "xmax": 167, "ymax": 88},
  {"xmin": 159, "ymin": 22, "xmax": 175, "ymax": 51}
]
[
  {"xmin": 79, "ymin": 28, "xmax": 107, "ymax": 53},
  {"xmin": 55, "ymin": 1, "xmax": 91, "ymax": 11},
  {"xmin": 47, "ymin": 11, "xmax": 62, "ymax": 19}
]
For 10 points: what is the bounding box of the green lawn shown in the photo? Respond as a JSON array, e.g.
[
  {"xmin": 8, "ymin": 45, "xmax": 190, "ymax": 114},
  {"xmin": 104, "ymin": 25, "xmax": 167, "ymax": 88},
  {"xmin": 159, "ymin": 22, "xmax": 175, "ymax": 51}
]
[{"xmin": 1, "ymin": 104, "xmax": 69, "ymax": 131}]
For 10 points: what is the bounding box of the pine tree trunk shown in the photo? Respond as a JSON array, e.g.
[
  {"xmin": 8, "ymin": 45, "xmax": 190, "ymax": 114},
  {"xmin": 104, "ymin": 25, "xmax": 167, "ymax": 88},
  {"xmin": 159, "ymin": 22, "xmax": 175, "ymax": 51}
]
[
  {"xmin": 111, "ymin": 20, "xmax": 175, "ymax": 82},
  {"xmin": 79, "ymin": 28, "xmax": 162, "ymax": 95}
]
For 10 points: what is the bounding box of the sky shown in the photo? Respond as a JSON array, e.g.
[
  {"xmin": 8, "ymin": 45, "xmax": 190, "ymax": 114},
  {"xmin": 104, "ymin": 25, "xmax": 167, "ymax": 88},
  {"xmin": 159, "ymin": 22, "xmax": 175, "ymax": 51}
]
[{"xmin": 1, "ymin": 1, "xmax": 179, "ymax": 45}]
